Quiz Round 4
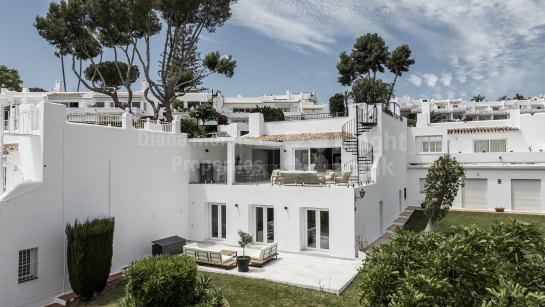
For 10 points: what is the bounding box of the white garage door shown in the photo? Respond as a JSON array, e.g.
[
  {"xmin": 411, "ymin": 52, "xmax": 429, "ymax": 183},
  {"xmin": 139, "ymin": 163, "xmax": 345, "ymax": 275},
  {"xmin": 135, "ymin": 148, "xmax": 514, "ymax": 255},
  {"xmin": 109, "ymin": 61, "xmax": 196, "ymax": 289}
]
[
  {"xmin": 463, "ymin": 179, "xmax": 488, "ymax": 209},
  {"xmin": 511, "ymin": 179, "xmax": 541, "ymax": 212}
]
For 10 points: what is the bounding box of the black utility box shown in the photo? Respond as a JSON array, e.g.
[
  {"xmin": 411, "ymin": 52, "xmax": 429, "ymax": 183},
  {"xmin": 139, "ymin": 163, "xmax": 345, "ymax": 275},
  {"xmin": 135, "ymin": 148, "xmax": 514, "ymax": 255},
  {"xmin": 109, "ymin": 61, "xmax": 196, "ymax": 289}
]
[{"xmin": 151, "ymin": 236, "xmax": 186, "ymax": 256}]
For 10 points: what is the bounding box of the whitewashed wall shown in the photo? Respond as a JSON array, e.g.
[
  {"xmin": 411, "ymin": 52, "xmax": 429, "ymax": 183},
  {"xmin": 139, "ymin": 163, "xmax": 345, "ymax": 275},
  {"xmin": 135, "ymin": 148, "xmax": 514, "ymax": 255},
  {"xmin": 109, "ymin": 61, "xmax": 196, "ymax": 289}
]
[
  {"xmin": 0, "ymin": 103, "xmax": 190, "ymax": 307},
  {"xmin": 188, "ymin": 184, "xmax": 356, "ymax": 258}
]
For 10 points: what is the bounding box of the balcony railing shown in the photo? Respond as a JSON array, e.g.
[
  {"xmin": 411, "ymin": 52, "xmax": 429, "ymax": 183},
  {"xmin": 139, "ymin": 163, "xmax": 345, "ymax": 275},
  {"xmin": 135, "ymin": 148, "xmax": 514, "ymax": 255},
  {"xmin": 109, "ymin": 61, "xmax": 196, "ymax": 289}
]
[
  {"xmin": 4, "ymin": 110, "xmax": 40, "ymax": 135},
  {"xmin": 133, "ymin": 118, "xmax": 173, "ymax": 132},
  {"xmin": 264, "ymin": 112, "xmax": 346, "ymax": 122},
  {"xmin": 67, "ymin": 112, "xmax": 122, "ymax": 127}
]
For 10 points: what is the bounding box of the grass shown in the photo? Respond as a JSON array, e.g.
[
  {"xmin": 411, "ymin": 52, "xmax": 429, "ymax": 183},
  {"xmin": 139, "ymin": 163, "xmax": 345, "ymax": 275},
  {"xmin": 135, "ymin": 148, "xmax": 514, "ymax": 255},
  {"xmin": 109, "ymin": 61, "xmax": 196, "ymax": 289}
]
[
  {"xmin": 404, "ymin": 209, "xmax": 545, "ymax": 233},
  {"xmin": 69, "ymin": 210, "xmax": 544, "ymax": 306},
  {"xmin": 68, "ymin": 271, "xmax": 364, "ymax": 307}
]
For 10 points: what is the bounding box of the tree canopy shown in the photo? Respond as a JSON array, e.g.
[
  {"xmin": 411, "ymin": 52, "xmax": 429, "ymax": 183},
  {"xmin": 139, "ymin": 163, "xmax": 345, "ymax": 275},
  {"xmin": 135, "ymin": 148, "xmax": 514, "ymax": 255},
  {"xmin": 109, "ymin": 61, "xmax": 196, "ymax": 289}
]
[
  {"xmin": 336, "ymin": 33, "xmax": 414, "ymax": 106},
  {"xmin": 423, "ymin": 155, "xmax": 465, "ymax": 232},
  {"xmin": 189, "ymin": 103, "xmax": 219, "ymax": 126},
  {"xmin": 0, "ymin": 65, "xmax": 23, "ymax": 92},
  {"xmin": 359, "ymin": 221, "xmax": 545, "ymax": 306},
  {"xmin": 250, "ymin": 105, "xmax": 285, "ymax": 122},
  {"xmin": 35, "ymin": 0, "xmax": 237, "ymax": 120},
  {"xmin": 472, "ymin": 94, "xmax": 486, "ymax": 102},
  {"xmin": 329, "ymin": 93, "xmax": 346, "ymax": 116},
  {"xmin": 513, "ymin": 93, "xmax": 526, "ymax": 100},
  {"xmin": 84, "ymin": 61, "xmax": 139, "ymax": 90}
]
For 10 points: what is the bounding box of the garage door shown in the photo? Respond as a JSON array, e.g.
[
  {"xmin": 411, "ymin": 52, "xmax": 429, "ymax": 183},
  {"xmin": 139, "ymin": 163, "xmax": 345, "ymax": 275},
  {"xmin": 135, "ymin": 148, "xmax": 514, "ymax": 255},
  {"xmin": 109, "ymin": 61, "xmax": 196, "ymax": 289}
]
[
  {"xmin": 462, "ymin": 179, "xmax": 488, "ymax": 209},
  {"xmin": 511, "ymin": 179, "xmax": 541, "ymax": 212}
]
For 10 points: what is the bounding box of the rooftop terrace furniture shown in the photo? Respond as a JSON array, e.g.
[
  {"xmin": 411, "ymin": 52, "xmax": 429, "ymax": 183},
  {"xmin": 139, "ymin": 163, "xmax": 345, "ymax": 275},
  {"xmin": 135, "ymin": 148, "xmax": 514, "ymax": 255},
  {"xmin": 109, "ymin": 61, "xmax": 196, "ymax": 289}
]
[
  {"xmin": 276, "ymin": 171, "xmax": 326, "ymax": 186},
  {"xmin": 183, "ymin": 243, "xmax": 236, "ymax": 269},
  {"xmin": 247, "ymin": 242, "xmax": 279, "ymax": 267},
  {"xmin": 334, "ymin": 171, "xmax": 352, "ymax": 186},
  {"xmin": 151, "ymin": 235, "xmax": 186, "ymax": 256}
]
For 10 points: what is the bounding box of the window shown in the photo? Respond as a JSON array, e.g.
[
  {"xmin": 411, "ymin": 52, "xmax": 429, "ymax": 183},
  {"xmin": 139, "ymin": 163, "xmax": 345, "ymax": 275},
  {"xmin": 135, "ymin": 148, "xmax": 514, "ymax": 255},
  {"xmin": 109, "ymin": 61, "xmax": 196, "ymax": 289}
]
[
  {"xmin": 60, "ymin": 102, "xmax": 79, "ymax": 108},
  {"xmin": 210, "ymin": 203, "xmax": 226, "ymax": 239},
  {"xmin": 132, "ymin": 101, "xmax": 141, "ymax": 108},
  {"xmin": 473, "ymin": 139, "xmax": 506, "ymax": 152},
  {"xmin": 18, "ymin": 248, "xmax": 38, "ymax": 283},
  {"xmin": 416, "ymin": 136, "xmax": 442, "ymax": 153},
  {"xmin": 95, "ymin": 102, "xmax": 105, "ymax": 108},
  {"xmin": 419, "ymin": 178, "xmax": 426, "ymax": 193}
]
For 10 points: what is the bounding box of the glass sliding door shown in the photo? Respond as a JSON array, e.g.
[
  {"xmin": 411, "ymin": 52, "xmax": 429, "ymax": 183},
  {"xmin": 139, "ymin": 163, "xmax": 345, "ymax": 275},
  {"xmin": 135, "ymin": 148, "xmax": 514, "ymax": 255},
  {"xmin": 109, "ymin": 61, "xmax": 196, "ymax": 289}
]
[
  {"xmin": 305, "ymin": 209, "xmax": 329, "ymax": 250},
  {"xmin": 256, "ymin": 207, "xmax": 264, "ymax": 242},
  {"xmin": 295, "ymin": 149, "xmax": 309, "ymax": 171},
  {"xmin": 320, "ymin": 211, "xmax": 329, "ymax": 249},
  {"xmin": 267, "ymin": 207, "xmax": 274, "ymax": 243},
  {"xmin": 255, "ymin": 206, "xmax": 274, "ymax": 243},
  {"xmin": 210, "ymin": 203, "xmax": 226, "ymax": 239}
]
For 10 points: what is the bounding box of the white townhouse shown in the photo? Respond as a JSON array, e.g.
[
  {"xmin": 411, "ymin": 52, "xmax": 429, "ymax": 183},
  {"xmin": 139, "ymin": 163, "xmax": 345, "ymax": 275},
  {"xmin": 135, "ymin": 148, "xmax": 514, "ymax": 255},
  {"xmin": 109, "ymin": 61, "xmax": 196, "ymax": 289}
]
[
  {"xmin": 0, "ymin": 89, "xmax": 406, "ymax": 306},
  {"xmin": 405, "ymin": 100, "xmax": 545, "ymax": 212},
  {"xmin": 397, "ymin": 96, "xmax": 545, "ymax": 121},
  {"xmin": 38, "ymin": 81, "xmax": 326, "ymax": 123}
]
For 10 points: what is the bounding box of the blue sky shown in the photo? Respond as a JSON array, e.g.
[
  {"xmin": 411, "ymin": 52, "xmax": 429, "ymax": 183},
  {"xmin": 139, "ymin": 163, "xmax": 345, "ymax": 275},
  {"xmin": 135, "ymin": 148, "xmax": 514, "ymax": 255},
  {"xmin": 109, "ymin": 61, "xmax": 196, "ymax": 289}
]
[{"xmin": 2, "ymin": 0, "xmax": 545, "ymax": 103}]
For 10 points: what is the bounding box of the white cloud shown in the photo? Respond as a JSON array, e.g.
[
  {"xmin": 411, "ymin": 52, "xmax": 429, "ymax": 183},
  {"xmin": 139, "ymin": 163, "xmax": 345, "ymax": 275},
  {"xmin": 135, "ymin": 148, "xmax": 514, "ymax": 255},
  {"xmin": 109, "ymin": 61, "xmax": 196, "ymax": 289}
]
[
  {"xmin": 440, "ymin": 73, "xmax": 452, "ymax": 87},
  {"xmin": 422, "ymin": 74, "xmax": 438, "ymax": 88},
  {"xmin": 231, "ymin": 0, "xmax": 545, "ymax": 96},
  {"xmin": 408, "ymin": 75, "xmax": 422, "ymax": 87}
]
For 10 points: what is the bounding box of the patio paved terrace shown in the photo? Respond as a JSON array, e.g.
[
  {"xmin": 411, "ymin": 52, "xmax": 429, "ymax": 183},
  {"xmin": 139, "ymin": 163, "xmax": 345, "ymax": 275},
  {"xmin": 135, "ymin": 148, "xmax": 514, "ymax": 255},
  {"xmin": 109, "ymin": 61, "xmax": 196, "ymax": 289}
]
[{"xmin": 188, "ymin": 242, "xmax": 362, "ymax": 294}]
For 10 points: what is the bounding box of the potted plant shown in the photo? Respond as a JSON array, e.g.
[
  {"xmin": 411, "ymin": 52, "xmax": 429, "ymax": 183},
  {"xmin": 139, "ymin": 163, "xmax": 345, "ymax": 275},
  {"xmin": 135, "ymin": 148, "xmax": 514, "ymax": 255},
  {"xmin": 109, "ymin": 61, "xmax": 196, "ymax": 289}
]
[
  {"xmin": 236, "ymin": 230, "xmax": 253, "ymax": 272},
  {"xmin": 495, "ymin": 207, "xmax": 505, "ymax": 212}
]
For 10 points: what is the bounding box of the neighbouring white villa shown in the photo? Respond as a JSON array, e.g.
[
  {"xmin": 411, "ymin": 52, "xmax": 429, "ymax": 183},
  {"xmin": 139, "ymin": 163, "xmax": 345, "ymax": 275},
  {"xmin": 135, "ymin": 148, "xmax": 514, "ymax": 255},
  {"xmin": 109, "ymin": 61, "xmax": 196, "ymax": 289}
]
[
  {"xmin": 1, "ymin": 85, "xmax": 544, "ymax": 306},
  {"xmin": 396, "ymin": 96, "xmax": 545, "ymax": 121},
  {"xmin": 43, "ymin": 80, "xmax": 326, "ymax": 124}
]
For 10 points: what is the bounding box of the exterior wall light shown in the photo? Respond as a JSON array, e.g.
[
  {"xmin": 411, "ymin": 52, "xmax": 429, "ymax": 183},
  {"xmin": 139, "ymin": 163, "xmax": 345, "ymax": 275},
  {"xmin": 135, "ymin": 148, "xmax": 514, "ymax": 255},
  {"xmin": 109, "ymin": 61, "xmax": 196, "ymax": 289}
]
[
  {"xmin": 235, "ymin": 204, "xmax": 238, "ymax": 207},
  {"xmin": 205, "ymin": 149, "xmax": 209, "ymax": 152},
  {"xmin": 284, "ymin": 206, "xmax": 288, "ymax": 210},
  {"xmin": 359, "ymin": 189, "xmax": 366, "ymax": 198}
]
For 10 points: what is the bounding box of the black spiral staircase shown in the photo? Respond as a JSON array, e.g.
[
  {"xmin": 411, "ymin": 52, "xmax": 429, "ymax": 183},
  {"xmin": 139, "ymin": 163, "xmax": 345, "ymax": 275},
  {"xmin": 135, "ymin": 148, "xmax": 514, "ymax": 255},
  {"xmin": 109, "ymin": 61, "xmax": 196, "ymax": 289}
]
[{"xmin": 342, "ymin": 104, "xmax": 378, "ymax": 184}]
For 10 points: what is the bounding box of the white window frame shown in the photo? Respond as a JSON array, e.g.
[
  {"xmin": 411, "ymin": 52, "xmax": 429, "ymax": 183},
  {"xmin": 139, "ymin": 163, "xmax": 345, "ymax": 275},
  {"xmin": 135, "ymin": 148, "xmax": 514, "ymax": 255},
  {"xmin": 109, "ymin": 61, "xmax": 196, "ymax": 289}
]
[
  {"xmin": 419, "ymin": 178, "xmax": 426, "ymax": 193},
  {"xmin": 209, "ymin": 203, "xmax": 226, "ymax": 240},
  {"xmin": 18, "ymin": 248, "xmax": 38, "ymax": 283},
  {"xmin": 253, "ymin": 206, "xmax": 274, "ymax": 244},
  {"xmin": 473, "ymin": 139, "xmax": 506, "ymax": 153},
  {"xmin": 304, "ymin": 209, "xmax": 329, "ymax": 250},
  {"xmin": 416, "ymin": 136, "xmax": 443, "ymax": 153}
]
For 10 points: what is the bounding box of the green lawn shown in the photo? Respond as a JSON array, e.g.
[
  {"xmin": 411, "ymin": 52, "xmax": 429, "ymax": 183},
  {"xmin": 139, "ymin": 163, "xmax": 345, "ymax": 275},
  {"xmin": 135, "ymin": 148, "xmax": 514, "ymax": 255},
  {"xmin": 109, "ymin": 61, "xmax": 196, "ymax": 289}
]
[
  {"xmin": 68, "ymin": 272, "xmax": 363, "ymax": 307},
  {"xmin": 69, "ymin": 210, "xmax": 545, "ymax": 307},
  {"xmin": 404, "ymin": 210, "xmax": 545, "ymax": 233}
]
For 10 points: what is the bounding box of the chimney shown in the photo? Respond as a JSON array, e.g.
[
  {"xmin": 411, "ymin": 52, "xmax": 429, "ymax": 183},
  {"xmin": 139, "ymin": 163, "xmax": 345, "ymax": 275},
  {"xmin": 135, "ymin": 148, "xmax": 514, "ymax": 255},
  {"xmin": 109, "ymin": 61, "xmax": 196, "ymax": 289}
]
[
  {"xmin": 54, "ymin": 80, "xmax": 62, "ymax": 92},
  {"xmin": 142, "ymin": 79, "xmax": 149, "ymax": 91}
]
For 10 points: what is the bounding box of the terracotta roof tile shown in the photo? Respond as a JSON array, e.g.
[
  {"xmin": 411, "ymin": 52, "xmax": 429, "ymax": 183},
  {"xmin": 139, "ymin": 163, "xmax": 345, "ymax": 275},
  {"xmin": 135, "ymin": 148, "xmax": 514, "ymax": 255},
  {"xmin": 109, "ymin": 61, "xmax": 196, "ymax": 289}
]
[
  {"xmin": 3, "ymin": 144, "xmax": 18, "ymax": 154},
  {"xmin": 250, "ymin": 131, "xmax": 344, "ymax": 142},
  {"xmin": 447, "ymin": 126, "xmax": 520, "ymax": 134}
]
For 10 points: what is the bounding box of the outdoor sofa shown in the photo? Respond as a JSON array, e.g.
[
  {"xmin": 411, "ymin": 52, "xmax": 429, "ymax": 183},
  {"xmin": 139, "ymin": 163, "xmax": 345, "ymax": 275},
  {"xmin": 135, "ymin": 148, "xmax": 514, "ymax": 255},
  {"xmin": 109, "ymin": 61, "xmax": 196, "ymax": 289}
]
[
  {"xmin": 183, "ymin": 243, "xmax": 236, "ymax": 269},
  {"xmin": 247, "ymin": 242, "xmax": 279, "ymax": 267},
  {"xmin": 275, "ymin": 171, "xmax": 326, "ymax": 186}
]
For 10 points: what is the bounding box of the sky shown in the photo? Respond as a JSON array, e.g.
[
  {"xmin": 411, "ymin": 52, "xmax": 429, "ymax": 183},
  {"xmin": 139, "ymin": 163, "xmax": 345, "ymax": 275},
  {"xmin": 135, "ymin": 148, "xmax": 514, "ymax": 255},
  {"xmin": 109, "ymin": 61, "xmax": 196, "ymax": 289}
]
[{"xmin": 1, "ymin": 0, "xmax": 545, "ymax": 103}]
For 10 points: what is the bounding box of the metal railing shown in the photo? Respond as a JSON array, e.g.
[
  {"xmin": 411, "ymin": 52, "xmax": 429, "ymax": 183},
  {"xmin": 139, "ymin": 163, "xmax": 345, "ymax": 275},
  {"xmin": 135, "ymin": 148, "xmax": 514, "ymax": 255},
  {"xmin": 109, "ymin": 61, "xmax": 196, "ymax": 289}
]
[
  {"xmin": 133, "ymin": 118, "xmax": 173, "ymax": 132},
  {"xmin": 66, "ymin": 112, "xmax": 122, "ymax": 127},
  {"xmin": 4, "ymin": 110, "xmax": 40, "ymax": 135},
  {"xmin": 2, "ymin": 164, "xmax": 24, "ymax": 192},
  {"xmin": 382, "ymin": 102, "xmax": 402, "ymax": 121},
  {"xmin": 264, "ymin": 112, "xmax": 346, "ymax": 122}
]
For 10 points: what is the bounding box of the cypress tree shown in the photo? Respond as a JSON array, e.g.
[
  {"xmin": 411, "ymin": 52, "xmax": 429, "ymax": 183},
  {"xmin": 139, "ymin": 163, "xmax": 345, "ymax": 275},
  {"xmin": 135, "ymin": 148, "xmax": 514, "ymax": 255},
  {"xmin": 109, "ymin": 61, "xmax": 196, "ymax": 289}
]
[{"xmin": 66, "ymin": 217, "xmax": 115, "ymax": 299}]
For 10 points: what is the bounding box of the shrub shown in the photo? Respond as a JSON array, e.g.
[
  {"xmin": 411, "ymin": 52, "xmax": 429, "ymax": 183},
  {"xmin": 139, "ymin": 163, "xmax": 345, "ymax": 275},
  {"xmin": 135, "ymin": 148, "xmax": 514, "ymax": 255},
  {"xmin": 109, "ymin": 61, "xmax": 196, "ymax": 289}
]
[
  {"xmin": 124, "ymin": 254, "xmax": 197, "ymax": 307},
  {"xmin": 359, "ymin": 220, "xmax": 545, "ymax": 306},
  {"xmin": 181, "ymin": 118, "xmax": 199, "ymax": 137},
  {"xmin": 65, "ymin": 217, "xmax": 115, "ymax": 299},
  {"xmin": 251, "ymin": 105, "xmax": 284, "ymax": 122},
  {"xmin": 217, "ymin": 114, "xmax": 229, "ymax": 125}
]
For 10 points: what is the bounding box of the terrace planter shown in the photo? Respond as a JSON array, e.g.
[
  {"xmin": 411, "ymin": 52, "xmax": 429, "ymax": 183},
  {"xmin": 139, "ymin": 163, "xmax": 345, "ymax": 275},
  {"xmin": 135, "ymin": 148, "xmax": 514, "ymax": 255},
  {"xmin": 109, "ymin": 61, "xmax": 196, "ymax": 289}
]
[{"xmin": 236, "ymin": 256, "xmax": 251, "ymax": 272}]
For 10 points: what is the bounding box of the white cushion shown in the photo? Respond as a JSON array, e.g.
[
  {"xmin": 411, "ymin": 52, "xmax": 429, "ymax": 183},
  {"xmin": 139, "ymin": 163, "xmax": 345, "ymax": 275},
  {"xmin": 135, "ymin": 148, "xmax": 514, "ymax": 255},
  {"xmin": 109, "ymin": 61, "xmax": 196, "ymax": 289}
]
[{"xmin": 221, "ymin": 255, "xmax": 233, "ymax": 262}]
